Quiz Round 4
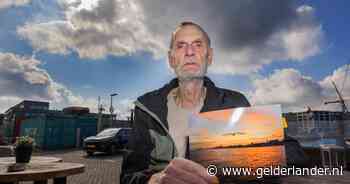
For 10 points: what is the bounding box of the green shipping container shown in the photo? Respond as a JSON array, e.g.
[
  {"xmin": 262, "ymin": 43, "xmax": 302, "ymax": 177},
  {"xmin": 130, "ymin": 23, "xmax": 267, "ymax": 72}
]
[
  {"xmin": 19, "ymin": 114, "xmax": 97, "ymax": 150},
  {"xmin": 20, "ymin": 117, "xmax": 46, "ymax": 149},
  {"xmin": 75, "ymin": 117, "xmax": 97, "ymax": 147},
  {"xmin": 45, "ymin": 115, "xmax": 76, "ymax": 150}
]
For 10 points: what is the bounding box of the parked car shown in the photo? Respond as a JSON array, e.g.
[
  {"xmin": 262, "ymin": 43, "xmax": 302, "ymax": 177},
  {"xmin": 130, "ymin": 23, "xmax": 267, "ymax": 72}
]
[{"xmin": 83, "ymin": 128, "xmax": 131, "ymax": 156}]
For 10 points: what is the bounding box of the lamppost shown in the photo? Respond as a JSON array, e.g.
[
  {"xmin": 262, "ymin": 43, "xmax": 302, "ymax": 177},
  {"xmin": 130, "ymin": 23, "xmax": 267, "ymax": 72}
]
[
  {"xmin": 97, "ymin": 96, "xmax": 105, "ymax": 132},
  {"xmin": 110, "ymin": 93, "xmax": 118, "ymax": 127}
]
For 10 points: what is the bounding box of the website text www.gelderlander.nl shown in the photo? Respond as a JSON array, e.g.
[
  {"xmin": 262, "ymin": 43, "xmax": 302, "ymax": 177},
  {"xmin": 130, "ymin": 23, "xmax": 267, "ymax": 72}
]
[{"xmin": 206, "ymin": 164, "xmax": 344, "ymax": 179}]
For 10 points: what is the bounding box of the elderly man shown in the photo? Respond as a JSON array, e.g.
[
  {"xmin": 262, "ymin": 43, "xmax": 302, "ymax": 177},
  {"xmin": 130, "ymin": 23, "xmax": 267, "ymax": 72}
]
[{"xmin": 121, "ymin": 21, "xmax": 251, "ymax": 184}]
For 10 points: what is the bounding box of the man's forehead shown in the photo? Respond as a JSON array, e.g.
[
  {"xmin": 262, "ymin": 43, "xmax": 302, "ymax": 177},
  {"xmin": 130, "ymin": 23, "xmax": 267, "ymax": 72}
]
[{"xmin": 173, "ymin": 25, "xmax": 206, "ymax": 42}]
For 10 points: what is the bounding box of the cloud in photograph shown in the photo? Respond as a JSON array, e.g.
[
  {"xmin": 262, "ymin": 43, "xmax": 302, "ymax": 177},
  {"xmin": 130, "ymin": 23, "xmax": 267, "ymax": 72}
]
[{"xmin": 0, "ymin": 0, "xmax": 31, "ymax": 10}]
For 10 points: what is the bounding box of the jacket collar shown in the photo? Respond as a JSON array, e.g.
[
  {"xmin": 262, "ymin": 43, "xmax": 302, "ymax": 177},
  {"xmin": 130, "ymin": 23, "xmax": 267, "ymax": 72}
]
[
  {"xmin": 160, "ymin": 76, "xmax": 216, "ymax": 98},
  {"xmin": 136, "ymin": 76, "xmax": 218, "ymax": 129}
]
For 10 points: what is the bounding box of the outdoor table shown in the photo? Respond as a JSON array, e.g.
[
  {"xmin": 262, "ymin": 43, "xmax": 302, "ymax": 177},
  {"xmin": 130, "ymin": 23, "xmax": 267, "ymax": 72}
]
[
  {"xmin": 0, "ymin": 156, "xmax": 62, "ymax": 165},
  {"xmin": 0, "ymin": 162, "xmax": 85, "ymax": 184},
  {"xmin": 0, "ymin": 146, "xmax": 13, "ymax": 157}
]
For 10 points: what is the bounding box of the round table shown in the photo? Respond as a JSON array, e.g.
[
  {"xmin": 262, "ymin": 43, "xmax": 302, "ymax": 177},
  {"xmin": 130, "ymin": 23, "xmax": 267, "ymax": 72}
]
[
  {"xmin": 0, "ymin": 162, "xmax": 85, "ymax": 184},
  {"xmin": 0, "ymin": 156, "xmax": 62, "ymax": 165}
]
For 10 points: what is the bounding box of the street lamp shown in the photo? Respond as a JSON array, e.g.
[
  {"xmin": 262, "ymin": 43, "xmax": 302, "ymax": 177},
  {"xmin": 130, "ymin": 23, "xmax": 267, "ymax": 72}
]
[{"xmin": 110, "ymin": 93, "xmax": 118, "ymax": 121}]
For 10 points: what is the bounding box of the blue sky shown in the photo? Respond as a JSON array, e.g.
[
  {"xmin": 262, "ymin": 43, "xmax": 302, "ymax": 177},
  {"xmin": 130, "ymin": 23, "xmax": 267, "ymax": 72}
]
[{"xmin": 0, "ymin": 0, "xmax": 349, "ymax": 118}]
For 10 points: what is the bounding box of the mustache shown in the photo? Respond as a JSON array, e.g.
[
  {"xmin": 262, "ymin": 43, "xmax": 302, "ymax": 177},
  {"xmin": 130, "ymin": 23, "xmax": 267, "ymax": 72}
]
[
  {"xmin": 180, "ymin": 62, "xmax": 200, "ymax": 69},
  {"xmin": 183, "ymin": 61, "xmax": 198, "ymax": 65}
]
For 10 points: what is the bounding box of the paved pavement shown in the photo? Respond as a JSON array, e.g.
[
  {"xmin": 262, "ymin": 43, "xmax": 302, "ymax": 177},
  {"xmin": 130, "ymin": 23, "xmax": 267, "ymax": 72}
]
[
  {"xmin": 31, "ymin": 149, "xmax": 124, "ymax": 184},
  {"xmin": 9, "ymin": 148, "xmax": 350, "ymax": 184}
]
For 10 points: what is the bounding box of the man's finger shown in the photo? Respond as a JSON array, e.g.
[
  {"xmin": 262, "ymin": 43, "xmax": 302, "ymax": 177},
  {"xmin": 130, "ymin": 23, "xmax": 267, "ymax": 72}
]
[
  {"xmin": 159, "ymin": 173, "xmax": 188, "ymax": 184},
  {"xmin": 171, "ymin": 158, "xmax": 218, "ymax": 183},
  {"xmin": 164, "ymin": 161, "xmax": 207, "ymax": 184}
]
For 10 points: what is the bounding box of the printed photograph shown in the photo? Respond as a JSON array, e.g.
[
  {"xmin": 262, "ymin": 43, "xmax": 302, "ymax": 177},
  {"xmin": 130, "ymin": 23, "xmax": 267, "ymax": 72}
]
[{"xmin": 189, "ymin": 105, "xmax": 286, "ymax": 180}]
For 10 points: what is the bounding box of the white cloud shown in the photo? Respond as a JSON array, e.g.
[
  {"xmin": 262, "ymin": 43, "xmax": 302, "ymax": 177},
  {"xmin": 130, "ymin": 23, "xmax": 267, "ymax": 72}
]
[
  {"xmin": 319, "ymin": 65, "xmax": 350, "ymax": 110},
  {"xmin": 281, "ymin": 25, "xmax": 322, "ymax": 61},
  {"xmin": 282, "ymin": 5, "xmax": 323, "ymax": 61},
  {"xmin": 17, "ymin": 0, "xmax": 165, "ymax": 59},
  {"xmin": 0, "ymin": 52, "xmax": 98, "ymax": 113},
  {"xmin": 250, "ymin": 65, "xmax": 350, "ymax": 112},
  {"xmin": 115, "ymin": 98, "xmax": 134, "ymax": 120},
  {"xmin": 17, "ymin": 1, "xmax": 323, "ymax": 75},
  {"xmin": 0, "ymin": 0, "xmax": 31, "ymax": 9},
  {"xmin": 0, "ymin": 96, "xmax": 22, "ymax": 113},
  {"xmin": 250, "ymin": 68, "xmax": 324, "ymax": 112},
  {"xmin": 0, "ymin": 51, "xmax": 135, "ymax": 116},
  {"xmin": 17, "ymin": 21, "xmax": 76, "ymax": 56},
  {"xmin": 0, "ymin": 52, "xmax": 52, "ymax": 100},
  {"xmin": 297, "ymin": 5, "xmax": 314, "ymax": 14},
  {"xmin": 210, "ymin": 5, "xmax": 323, "ymax": 75}
]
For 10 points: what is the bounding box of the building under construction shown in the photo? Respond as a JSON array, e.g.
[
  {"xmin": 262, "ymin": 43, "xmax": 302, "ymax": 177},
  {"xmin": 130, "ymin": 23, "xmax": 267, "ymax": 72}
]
[
  {"xmin": 284, "ymin": 110, "xmax": 350, "ymax": 147},
  {"xmin": 286, "ymin": 64, "xmax": 350, "ymax": 147},
  {"xmin": 0, "ymin": 100, "xmax": 131, "ymax": 149}
]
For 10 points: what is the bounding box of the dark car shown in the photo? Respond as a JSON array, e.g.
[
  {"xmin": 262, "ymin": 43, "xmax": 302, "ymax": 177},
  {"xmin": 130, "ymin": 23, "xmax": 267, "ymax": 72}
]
[{"xmin": 83, "ymin": 128, "xmax": 131, "ymax": 156}]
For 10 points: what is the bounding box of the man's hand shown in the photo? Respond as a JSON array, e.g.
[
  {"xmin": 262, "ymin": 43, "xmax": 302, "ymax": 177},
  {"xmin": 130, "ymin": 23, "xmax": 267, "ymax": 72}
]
[{"xmin": 148, "ymin": 157, "xmax": 219, "ymax": 184}]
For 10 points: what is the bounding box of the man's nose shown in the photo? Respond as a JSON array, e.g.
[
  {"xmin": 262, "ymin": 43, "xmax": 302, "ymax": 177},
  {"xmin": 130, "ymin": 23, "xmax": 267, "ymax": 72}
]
[{"xmin": 185, "ymin": 44, "xmax": 195, "ymax": 56}]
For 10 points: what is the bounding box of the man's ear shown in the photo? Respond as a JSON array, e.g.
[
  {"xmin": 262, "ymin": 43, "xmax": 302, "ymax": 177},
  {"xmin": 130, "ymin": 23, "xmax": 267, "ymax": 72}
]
[
  {"xmin": 207, "ymin": 47, "xmax": 213, "ymax": 65},
  {"xmin": 168, "ymin": 50, "xmax": 176, "ymax": 69}
]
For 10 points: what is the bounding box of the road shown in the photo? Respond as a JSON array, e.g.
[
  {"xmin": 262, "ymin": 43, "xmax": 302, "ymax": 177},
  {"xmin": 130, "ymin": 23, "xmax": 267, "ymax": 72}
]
[{"xmin": 32, "ymin": 149, "xmax": 123, "ymax": 184}]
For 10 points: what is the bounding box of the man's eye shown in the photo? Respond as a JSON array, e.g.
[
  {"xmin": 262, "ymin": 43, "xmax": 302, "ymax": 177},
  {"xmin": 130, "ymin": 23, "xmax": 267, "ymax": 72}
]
[
  {"xmin": 194, "ymin": 42, "xmax": 202, "ymax": 47},
  {"xmin": 176, "ymin": 44, "xmax": 185, "ymax": 49}
]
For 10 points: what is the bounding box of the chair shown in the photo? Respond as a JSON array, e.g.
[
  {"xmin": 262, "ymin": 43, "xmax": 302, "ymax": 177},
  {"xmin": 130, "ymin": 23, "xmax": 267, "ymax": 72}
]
[{"xmin": 320, "ymin": 144, "xmax": 346, "ymax": 169}]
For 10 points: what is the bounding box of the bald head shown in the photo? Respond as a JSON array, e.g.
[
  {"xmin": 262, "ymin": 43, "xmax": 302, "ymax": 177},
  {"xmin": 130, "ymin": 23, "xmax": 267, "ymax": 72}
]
[{"xmin": 169, "ymin": 21, "xmax": 211, "ymax": 50}]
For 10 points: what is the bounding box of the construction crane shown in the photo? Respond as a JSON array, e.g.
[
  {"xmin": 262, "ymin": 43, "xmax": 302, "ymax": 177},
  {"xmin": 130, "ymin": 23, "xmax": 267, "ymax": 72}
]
[
  {"xmin": 324, "ymin": 64, "xmax": 349, "ymax": 113},
  {"xmin": 324, "ymin": 81, "xmax": 349, "ymax": 112},
  {"xmin": 323, "ymin": 64, "xmax": 350, "ymax": 147}
]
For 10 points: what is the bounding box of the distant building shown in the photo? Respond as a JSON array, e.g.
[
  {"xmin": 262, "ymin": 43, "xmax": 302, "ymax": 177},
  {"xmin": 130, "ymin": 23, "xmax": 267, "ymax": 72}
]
[
  {"xmin": 2, "ymin": 100, "xmax": 131, "ymax": 149},
  {"xmin": 63, "ymin": 106, "xmax": 90, "ymax": 115},
  {"xmin": 0, "ymin": 114, "xmax": 4, "ymax": 126},
  {"xmin": 5, "ymin": 100, "xmax": 49, "ymax": 113},
  {"xmin": 3, "ymin": 100, "xmax": 50, "ymax": 144},
  {"xmin": 284, "ymin": 110, "xmax": 350, "ymax": 147},
  {"xmin": 0, "ymin": 114, "xmax": 4, "ymax": 144}
]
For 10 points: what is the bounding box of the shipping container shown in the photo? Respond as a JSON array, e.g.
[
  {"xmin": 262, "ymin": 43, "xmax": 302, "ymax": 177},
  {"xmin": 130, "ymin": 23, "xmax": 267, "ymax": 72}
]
[
  {"xmin": 44, "ymin": 115, "xmax": 76, "ymax": 150},
  {"xmin": 19, "ymin": 114, "xmax": 97, "ymax": 150},
  {"xmin": 20, "ymin": 117, "xmax": 45, "ymax": 148},
  {"xmin": 75, "ymin": 116, "xmax": 97, "ymax": 147}
]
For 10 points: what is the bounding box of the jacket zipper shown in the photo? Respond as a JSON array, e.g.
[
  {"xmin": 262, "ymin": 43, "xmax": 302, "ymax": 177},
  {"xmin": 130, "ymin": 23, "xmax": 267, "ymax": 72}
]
[{"xmin": 134, "ymin": 100, "xmax": 178, "ymax": 157}]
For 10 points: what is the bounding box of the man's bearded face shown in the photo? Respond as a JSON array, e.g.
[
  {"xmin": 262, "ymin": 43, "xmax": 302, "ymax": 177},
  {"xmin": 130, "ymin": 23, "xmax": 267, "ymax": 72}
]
[{"xmin": 169, "ymin": 25, "xmax": 212, "ymax": 80}]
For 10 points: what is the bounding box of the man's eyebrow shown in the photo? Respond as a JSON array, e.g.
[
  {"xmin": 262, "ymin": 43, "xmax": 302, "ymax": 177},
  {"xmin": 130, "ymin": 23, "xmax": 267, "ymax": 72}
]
[
  {"xmin": 192, "ymin": 39, "xmax": 203, "ymax": 44},
  {"xmin": 176, "ymin": 39, "xmax": 204, "ymax": 44},
  {"xmin": 176, "ymin": 41, "xmax": 188, "ymax": 45}
]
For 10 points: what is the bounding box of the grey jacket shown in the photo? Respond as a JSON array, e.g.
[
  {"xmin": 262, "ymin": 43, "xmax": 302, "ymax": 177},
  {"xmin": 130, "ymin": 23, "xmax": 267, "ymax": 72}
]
[{"xmin": 120, "ymin": 77, "xmax": 251, "ymax": 184}]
